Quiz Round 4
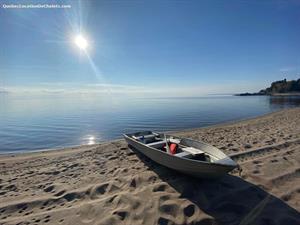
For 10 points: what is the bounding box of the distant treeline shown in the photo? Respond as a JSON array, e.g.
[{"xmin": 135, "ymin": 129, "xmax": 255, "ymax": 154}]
[{"xmin": 237, "ymin": 78, "xmax": 300, "ymax": 96}]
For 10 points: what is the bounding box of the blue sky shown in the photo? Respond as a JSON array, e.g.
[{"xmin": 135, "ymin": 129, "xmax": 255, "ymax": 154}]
[{"xmin": 0, "ymin": 0, "xmax": 299, "ymax": 95}]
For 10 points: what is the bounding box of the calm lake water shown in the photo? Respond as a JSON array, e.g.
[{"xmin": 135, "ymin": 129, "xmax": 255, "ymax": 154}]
[{"xmin": 0, "ymin": 94, "xmax": 299, "ymax": 153}]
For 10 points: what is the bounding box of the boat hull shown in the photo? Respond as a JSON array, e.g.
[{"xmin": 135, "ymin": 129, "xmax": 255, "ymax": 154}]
[{"xmin": 124, "ymin": 134, "xmax": 237, "ymax": 178}]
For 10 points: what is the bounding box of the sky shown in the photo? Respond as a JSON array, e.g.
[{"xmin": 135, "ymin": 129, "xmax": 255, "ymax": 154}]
[{"xmin": 0, "ymin": 0, "xmax": 300, "ymax": 96}]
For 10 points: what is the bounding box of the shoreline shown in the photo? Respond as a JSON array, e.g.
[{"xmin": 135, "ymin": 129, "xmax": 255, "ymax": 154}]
[
  {"xmin": 236, "ymin": 92, "xmax": 300, "ymax": 96},
  {"xmin": 0, "ymin": 108, "xmax": 299, "ymax": 225},
  {"xmin": 0, "ymin": 108, "xmax": 291, "ymax": 157}
]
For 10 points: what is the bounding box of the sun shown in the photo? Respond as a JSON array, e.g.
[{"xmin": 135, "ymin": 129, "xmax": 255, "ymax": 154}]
[{"xmin": 74, "ymin": 34, "xmax": 88, "ymax": 50}]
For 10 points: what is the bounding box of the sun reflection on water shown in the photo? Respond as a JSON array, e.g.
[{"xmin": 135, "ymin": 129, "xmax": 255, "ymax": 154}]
[{"xmin": 82, "ymin": 135, "xmax": 96, "ymax": 145}]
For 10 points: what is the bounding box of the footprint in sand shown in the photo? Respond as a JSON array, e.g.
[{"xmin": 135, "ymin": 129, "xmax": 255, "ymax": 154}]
[
  {"xmin": 54, "ymin": 190, "xmax": 66, "ymax": 197},
  {"xmin": 0, "ymin": 208, "xmax": 6, "ymax": 214},
  {"xmin": 106, "ymin": 194, "xmax": 118, "ymax": 203},
  {"xmin": 112, "ymin": 210, "xmax": 128, "ymax": 221},
  {"xmin": 253, "ymin": 160, "xmax": 262, "ymax": 165},
  {"xmin": 44, "ymin": 185, "xmax": 55, "ymax": 193},
  {"xmin": 244, "ymin": 144, "xmax": 252, "ymax": 149},
  {"xmin": 159, "ymin": 202, "xmax": 179, "ymax": 217},
  {"xmin": 158, "ymin": 217, "xmax": 171, "ymax": 225},
  {"xmin": 24, "ymin": 211, "xmax": 33, "ymax": 216},
  {"xmin": 184, "ymin": 204, "xmax": 196, "ymax": 217},
  {"xmin": 153, "ymin": 184, "xmax": 168, "ymax": 192},
  {"xmin": 253, "ymin": 170, "xmax": 260, "ymax": 174},
  {"xmin": 44, "ymin": 215, "xmax": 51, "ymax": 220},
  {"xmin": 6, "ymin": 184, "xmax": 18, "ymax": 191},
  {"xmin": 34, "ymin": 218, "xmax": 41, "ymax": 223},
  {"xmin": 129, "ymin": 178, "xmax": 137, "ymax": 188}
]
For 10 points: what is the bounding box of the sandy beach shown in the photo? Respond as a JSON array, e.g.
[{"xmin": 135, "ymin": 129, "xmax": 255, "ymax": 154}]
[{"xmin": 0, "ymin": 108, "xmax": 299, "ymax": 225}]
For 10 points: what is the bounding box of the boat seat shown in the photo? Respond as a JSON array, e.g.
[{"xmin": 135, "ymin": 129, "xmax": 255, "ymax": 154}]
[
  {"xmin": 133, "ymin": 134, "xmax": 158, "ymax": 140},
  {"xmin": 169, "ymin": 138, "xmax": 181, "ymax": 144},
  {"xmin": 175, "ymin": 151, "xmax": 193, "ymax": 158},
  {"xmin": 147, "ymin": 140, "xmax": 166, "ymax": 148},
  {"xmin": 182, "ymin": 147, "xmax": 204, "ymax": 155}
]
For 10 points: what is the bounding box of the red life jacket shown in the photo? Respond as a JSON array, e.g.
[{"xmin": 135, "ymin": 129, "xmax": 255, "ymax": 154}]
[{"xmin": 169, "ymin": 143, "xmax": 178, "ymax": 155}]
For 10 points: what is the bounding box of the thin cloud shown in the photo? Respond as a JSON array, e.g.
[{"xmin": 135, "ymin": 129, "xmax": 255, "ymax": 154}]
[{"xmin": 279, "ymin": 66, "xmax": 297, "ymax": 72}]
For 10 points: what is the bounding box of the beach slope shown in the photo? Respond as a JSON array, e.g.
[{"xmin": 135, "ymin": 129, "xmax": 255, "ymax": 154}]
[{"xmin": 0, "ymin": 108, "xmax": 299, "ymax": 225}]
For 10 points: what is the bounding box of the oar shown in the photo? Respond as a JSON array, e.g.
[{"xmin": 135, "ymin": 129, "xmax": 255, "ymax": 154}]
[{"xmin": 164, "ymin": 134, "xmax": 171, "ymax": 154}]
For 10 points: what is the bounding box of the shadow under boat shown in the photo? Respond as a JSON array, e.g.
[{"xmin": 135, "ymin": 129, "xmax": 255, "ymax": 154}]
[{"xmin": 129, "ymin": 145, "xmax": 300, "ymax": 225}]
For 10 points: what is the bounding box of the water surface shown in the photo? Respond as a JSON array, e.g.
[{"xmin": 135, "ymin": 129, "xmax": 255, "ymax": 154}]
[{"xmin": 0, "ymin": 94, "xmax": 299, "ymax": 153}]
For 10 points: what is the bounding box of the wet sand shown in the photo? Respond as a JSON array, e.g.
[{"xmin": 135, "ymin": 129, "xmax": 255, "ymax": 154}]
[{"xmin": 0, "ymin": 108, "xmax": 299, "ymax": 225}]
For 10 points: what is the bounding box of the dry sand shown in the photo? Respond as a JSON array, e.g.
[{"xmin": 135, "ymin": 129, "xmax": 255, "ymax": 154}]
[{"xmin": 0, "ymin": 108, "xmax": 299, "ymax": 225}]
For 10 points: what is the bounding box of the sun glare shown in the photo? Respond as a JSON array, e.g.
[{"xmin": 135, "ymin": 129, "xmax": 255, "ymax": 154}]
[
  {"xmin": 74, "ymin": 34, "xmax": 88, "ymax": 50},
  {"xmin": 87, "ymin": 136, "xmax": 95, "ymax": 145}
]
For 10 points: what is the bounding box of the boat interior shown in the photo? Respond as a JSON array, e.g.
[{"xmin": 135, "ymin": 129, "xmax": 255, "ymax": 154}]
[{"xmin": 130, "ymin": 131, "xmax": 215, "ymax": 162}]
